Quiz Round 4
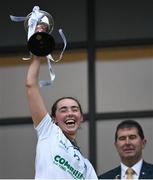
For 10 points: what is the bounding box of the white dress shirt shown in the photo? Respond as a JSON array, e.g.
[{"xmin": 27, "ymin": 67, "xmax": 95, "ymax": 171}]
[{"xmin": 121, "ymin": 159, "xmax": 143, "ymax": 179}]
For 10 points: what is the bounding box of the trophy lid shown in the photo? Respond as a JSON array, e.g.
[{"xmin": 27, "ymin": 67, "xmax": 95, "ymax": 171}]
[{"xmin": 24, "ymin": 10, "xmax": 54, "ymax": 34}]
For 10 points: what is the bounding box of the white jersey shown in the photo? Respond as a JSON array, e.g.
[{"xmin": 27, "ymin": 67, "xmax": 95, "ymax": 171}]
[{"xmin": 35, "ymin": 113, "xmax": 98, "ymax": 179}]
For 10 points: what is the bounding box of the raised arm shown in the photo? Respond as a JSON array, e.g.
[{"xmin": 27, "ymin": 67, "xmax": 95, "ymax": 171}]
[{"xmin": 26, "ymin": 56, "xmax": 48, "ymax": 127}]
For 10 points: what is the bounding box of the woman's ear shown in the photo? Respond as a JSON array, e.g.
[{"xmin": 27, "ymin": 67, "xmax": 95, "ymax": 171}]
[
  {"xmin": 52, "ymin": 116, "xmax": 57, "ymax": 124},
  {"xmin": 81, "ymin": 114, "xmax": 84, "ymax": 122}
]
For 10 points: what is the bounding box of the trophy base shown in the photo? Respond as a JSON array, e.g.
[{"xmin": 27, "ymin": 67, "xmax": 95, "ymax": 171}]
[{"xmin": 27, "ymin": 32, "xmax": 55, "ymax": 56}]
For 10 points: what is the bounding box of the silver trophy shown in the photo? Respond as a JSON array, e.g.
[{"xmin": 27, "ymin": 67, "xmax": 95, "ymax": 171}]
[
  {"xmin": 10, "ymin": 6, "xmax": 67, "ymax": 86},
  {"xmin": 24, "ymin": 7, "xmax": 55, "ymax": 56},
  {"xmin": 10, "ymin": 6, "xmax": 66, "ymax": 58}
]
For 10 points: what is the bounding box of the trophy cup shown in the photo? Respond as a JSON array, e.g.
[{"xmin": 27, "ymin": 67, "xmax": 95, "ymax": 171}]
[
  {"xmin": 10, "ymin": 6, "xmax": 67, "ymax": 86},
  {"xmin": 24, "ymin": 6, "xmax": 55, "ymax": 56},
  {"xmin": 10, "ymin": 6, "xmax": 66, "ymax": 58}
]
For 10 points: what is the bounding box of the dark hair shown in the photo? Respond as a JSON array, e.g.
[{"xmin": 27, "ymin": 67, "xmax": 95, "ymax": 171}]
[
  {"xmin": 115, "ymin": 119, "xmax": 145, "ymax": 142},
  {"xmin": 51, "ymin": 97, "xmax": 83, "ymax": 118}
]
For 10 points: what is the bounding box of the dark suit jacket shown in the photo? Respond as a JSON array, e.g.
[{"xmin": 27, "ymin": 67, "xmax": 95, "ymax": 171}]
[{"xmin": 98, "ymin": 161, "xmax": 153, "ymax": 179}]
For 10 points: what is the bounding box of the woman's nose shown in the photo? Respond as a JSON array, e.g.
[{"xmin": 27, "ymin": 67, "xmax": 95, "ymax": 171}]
[{"xmin": 66, "ymin": 108, "xmax": 74, "ymax": 115}]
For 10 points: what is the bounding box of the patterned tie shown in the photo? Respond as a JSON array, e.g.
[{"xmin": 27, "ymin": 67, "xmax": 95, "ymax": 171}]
[{"xmin": 126, "ymin": 167, "xmax": 134, "ymax": 179}]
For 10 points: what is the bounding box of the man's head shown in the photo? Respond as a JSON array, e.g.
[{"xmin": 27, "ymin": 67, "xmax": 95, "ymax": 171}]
[
  {"xmin": 114, "ymin": 120, "xmax": 147, "ymax": 166},
  {"xmin": 51, "ymin": 97, "xmax": 83, "ymax": 140}
]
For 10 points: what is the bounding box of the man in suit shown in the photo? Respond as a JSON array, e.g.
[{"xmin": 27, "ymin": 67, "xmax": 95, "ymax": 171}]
[{"xmin": 98, "ymin": 119, "xmax": 153, "ymax": 179}]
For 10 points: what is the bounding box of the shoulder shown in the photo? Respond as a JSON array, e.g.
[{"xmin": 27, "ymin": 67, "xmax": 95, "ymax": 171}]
[
  {"xmin": 140, "ymin": 161, "xmax": 153, "ymax": 179},
  {"xmin": 142, "ymin": 161, "xmax": 153, "ymax": 170},
  {"xmin": 35, "ymin": 113, "xmax": 52, "ymax": 129},
  {"xmin": 98, "ymin": 166, "xmax": 121, "ymax": 179},
  {"xmin": 142, "ymin": 161, "xmax": 153, "ymax": 168},
  {"xmin": 35, "ymin": 113, "xmax": 58, "ymax": 138}
]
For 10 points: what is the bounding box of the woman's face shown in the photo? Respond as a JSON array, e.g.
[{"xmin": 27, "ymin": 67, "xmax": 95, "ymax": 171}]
[{"xmin": 53, "ymin": 98, "xmax": 83, "ymax": 139}]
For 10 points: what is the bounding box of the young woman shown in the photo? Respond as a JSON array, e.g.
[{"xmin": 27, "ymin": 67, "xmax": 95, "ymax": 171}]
[{"xmin": 26, "ymin": 55, "xmax": 98, "ymax": 179}]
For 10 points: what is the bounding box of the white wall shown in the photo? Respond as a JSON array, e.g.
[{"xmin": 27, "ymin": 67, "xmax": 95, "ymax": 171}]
[
  {"xmin": 0, "ymin": 125, "xmax": 36, "ymax": 178},
  {"xmin": 96, "ymin": 58, "xmax": 153, "ymax": 112}
]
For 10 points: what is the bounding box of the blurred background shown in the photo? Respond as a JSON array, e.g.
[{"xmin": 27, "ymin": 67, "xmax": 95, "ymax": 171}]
[{"xmin": 0, "ymin": 0, "xmax": 153, "ymax": 178}]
